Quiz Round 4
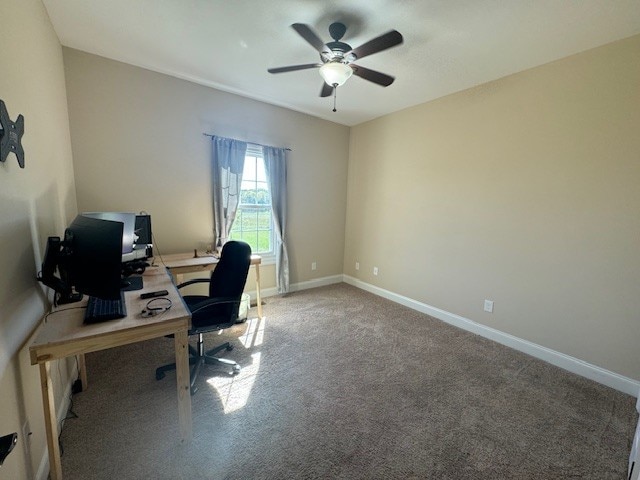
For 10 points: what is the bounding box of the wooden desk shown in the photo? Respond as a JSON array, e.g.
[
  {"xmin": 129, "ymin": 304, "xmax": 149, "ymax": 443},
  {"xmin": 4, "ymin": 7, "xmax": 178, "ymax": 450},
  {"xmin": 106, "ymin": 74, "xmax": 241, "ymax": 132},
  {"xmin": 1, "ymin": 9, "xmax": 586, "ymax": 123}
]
[
  {"xmin": 162, "ymin": 252, "xmax": 263, "ymax": 318},
  {"xmin": 30, "ymin": 267, "xmax": 192, "ymax": 480}
]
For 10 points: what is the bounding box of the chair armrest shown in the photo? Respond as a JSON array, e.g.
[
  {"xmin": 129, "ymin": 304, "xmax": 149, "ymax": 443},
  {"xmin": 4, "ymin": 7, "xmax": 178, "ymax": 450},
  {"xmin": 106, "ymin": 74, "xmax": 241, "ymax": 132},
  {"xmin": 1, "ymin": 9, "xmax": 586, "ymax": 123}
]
[
  {"xmin": 176, "ymin": 278, "xmax": 211, "ymax": 289},
  {"xmin": 188, "ymin": 296, "xmax": 241, "ymax": 315}
]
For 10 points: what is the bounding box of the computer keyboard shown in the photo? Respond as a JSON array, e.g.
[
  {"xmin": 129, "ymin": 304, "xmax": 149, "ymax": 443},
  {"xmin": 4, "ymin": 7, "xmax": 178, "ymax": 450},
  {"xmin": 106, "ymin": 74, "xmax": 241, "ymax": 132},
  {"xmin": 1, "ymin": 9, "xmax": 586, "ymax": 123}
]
[{"xmin": 84, "ymin": 291, "xmax": 127, "ymax": 324}]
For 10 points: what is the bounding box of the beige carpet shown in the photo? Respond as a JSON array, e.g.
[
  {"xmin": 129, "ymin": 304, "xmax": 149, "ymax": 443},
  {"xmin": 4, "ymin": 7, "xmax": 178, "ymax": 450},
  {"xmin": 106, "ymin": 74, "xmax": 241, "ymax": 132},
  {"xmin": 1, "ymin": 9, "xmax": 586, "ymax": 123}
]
[{"xmin": 59, "ymin": 283, "xmax": 637, "ymax": 479}]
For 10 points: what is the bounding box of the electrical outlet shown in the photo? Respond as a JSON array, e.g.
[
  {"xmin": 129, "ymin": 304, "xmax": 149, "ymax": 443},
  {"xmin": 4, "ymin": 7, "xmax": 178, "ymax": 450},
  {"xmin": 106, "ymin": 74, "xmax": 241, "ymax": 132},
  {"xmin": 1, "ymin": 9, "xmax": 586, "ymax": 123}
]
[
  {"xmin": 373, "ymin": 267, "xmax": 379, "ymax": 276},
  {"xmin": 311, "ymin": 262, "xmax": 316, "ymax": 271},
  {"xmin": 484, "ymin": 299, "xmax": 494, "ymax": 313},
  {"xmin": 355, "ymin": 262, "xmax": 359, "ymax": 270}
]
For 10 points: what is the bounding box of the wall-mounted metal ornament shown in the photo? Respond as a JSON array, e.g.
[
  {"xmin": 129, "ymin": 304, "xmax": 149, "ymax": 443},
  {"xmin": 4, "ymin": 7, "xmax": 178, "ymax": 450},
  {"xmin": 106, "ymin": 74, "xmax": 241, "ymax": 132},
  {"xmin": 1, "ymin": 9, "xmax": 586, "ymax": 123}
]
[
  {"xmin": 0, "ymin": 432, "xmax": 18, "ymax": 466},
  {"xmin": 0, "ymin": 100, "xmax": 25, "ymax": 168}
]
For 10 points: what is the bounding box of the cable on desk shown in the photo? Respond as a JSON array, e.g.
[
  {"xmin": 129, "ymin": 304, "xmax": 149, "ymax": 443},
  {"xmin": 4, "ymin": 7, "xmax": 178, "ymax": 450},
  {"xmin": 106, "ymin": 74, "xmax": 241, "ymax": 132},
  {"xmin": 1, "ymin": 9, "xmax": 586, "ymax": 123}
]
[
  {"xmin": 44, "ymin": 306, "xmax": 86, "ymax": 323},
  {"xmin": 141, "ymin": 297, "xmax": 173, "ymax": 317}
]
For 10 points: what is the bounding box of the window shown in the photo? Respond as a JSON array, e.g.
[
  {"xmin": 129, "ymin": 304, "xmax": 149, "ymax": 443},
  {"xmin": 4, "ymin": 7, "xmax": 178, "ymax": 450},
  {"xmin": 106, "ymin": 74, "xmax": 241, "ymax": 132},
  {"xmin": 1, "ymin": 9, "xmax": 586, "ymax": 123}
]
[{"xmin": 229, "ymin": 146, "xmax": 274, "ymax": 256}]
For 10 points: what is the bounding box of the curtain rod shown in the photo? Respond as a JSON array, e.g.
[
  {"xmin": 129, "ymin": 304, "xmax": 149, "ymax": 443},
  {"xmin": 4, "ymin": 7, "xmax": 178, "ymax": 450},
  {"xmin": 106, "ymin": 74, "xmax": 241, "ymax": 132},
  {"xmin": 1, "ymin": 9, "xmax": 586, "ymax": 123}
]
[{"xmin": 203, "ymin": 133, "xmax": 292, "ymax": 151}]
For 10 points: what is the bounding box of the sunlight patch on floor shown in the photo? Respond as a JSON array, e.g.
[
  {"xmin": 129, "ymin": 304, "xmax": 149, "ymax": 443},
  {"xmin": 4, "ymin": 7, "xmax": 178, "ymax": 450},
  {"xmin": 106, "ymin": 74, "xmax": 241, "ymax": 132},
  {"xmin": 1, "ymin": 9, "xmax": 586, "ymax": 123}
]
[
  {"xmin": 239, "ymin": 315, "xmax": 266, "ymax": 348},
  {"xmin": 206, "ymin": 315, "xmax": 266, "ymax": 413},
  {"xmin": 207, "ymin": 351, "xmax": 262, "ymax": 413}
]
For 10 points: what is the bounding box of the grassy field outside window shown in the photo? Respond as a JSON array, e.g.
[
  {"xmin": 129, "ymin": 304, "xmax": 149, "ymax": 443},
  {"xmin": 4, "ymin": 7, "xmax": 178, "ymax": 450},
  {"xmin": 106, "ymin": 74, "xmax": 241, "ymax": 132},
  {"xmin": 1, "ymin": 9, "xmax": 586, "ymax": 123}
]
[{"xmin": 229, "ymin": 151, "xmax": 273, "ymax": 255}]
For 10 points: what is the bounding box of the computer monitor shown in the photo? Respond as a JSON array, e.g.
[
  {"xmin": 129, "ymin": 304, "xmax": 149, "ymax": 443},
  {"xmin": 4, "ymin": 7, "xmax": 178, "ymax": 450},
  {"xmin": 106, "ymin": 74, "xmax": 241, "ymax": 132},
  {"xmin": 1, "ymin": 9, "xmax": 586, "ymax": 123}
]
[
  {"xmin": 82, "ymin": 212, "xmax": 136, "ymax": 254},
  {"xmin": 38, "ymin": 215, "xmax": 124, "ymax": 303},
  {"xmin": 134, "ymin": 214, "xmax": 152, "ymax": 246},
  {"xmin": 65, "ymin": 215, "xmax": 123, "ymax": 300}
]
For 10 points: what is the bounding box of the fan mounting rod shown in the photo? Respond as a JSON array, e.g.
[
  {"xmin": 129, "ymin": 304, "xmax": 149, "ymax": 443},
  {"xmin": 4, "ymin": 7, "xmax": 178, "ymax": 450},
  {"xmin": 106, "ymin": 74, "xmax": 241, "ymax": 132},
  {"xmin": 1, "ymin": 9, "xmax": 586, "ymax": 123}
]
[{"xmin": 322, "ymin": 23, "xmax": 353, "ymax": 62}]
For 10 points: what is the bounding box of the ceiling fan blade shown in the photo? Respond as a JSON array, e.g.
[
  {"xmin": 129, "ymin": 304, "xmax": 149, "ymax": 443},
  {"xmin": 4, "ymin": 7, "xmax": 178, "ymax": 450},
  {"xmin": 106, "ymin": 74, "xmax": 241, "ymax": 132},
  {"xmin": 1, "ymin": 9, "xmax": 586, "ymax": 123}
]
[
  {"xmin": 320, "ymin": 82, "xmax": 334, "ymax": 97},
  {"xmin": 268, "ymin": 63, "xmax": 321, "ymax": 74},
  {"xmin": 291, "ymin": 23, "xmax": 327, "ymax": 54},
  {"xmin": 346, "ymin": 30, "xmax": 403, "ymax": 60},
  {"xmin": 350, "ymin": 64, "xmax": 395, "ymax": 87}
]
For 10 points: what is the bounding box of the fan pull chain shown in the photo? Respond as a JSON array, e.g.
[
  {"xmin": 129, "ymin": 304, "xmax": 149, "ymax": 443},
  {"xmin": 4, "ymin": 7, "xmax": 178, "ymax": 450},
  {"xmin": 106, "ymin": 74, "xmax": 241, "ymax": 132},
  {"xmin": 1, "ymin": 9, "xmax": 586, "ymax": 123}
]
[{"xmin": 333, "ymin": 84, "xmax": 338, "ymax": 112}]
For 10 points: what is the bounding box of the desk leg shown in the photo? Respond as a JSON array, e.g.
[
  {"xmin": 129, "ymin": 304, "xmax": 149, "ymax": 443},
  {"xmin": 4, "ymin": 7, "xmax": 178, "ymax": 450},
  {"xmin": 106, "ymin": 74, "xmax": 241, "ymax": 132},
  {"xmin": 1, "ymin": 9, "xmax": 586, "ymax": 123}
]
[
  {"xmin": 39, "ymin": 362, "xmax": 63, "ymax": 480},
  {"xmin": 167, "ymin": 268, "xmax": 183, "ymax": 287},
  {"xmin": 255, "ymin": 264, "xmax": 263, "ymax": 318},
  {"xmin": 174, "ymin": 330, "xmax": 192, "ymax": 441},
  {"xmin": 77, "ymin": 353, "xmax": 88, "ymax": 391}
]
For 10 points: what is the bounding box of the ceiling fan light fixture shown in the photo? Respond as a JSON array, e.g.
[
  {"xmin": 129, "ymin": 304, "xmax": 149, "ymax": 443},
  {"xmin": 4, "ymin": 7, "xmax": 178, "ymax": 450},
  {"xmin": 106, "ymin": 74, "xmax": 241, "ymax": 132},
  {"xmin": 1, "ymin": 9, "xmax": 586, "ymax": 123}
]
[{"xmin": 319, "ymin": 62, "xmax": 352, "ymax": 87}]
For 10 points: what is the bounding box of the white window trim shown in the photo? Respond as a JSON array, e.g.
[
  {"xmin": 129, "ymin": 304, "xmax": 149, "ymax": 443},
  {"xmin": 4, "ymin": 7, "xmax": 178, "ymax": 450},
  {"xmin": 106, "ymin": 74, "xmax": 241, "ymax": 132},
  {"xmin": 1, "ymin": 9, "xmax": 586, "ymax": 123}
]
[{"xmin": 230, "ymin": 146, "xmax": 276, "ymax": 262}]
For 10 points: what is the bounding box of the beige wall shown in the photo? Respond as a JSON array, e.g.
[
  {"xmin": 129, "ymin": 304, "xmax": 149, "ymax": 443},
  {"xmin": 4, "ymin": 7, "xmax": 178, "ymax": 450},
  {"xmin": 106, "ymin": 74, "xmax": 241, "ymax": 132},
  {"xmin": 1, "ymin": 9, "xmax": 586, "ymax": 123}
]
[
  {"xmin": 346, "ymin": 35, "xmax": 640, "ymax": 381},
  {"xmin": 62, "ymin": 49, "xmax": 350, "ymax": 292},
  {"xmin": 0, "ymin": 0, "xmax": 79, "ymax": 478},
  {"xmin": 2, "ymin": 9, "xmax": 637, "ymax": 476}
]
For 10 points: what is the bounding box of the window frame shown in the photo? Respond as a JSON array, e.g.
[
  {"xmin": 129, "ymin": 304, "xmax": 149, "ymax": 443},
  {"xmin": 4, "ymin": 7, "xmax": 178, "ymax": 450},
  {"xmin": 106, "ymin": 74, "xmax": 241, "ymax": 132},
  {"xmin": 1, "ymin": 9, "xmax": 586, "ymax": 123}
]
[{"xmin": 229, "ymin": 146, "xmax": 276, "ymax": 263}]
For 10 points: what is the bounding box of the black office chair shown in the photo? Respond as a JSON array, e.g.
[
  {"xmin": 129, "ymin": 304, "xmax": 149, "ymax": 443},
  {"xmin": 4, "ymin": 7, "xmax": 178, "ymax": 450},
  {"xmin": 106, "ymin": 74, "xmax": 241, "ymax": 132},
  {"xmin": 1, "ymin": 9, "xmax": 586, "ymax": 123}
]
[{"xmin": 155, "ymin": 240, "xmax": 251, "ymax": 395}]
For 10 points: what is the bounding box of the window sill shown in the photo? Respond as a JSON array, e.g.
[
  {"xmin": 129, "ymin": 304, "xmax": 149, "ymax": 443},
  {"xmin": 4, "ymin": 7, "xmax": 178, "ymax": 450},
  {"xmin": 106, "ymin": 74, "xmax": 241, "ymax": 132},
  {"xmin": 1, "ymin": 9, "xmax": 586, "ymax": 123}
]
[{"xmin": 256, "ymin": 253, "xmax": 276, "ymax": 266}]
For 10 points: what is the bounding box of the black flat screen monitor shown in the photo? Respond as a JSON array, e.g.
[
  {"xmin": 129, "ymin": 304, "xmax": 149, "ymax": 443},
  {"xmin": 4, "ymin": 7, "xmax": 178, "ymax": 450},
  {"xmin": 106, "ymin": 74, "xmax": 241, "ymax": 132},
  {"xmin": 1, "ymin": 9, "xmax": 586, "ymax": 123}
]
[
  {"xmin": 63, "ymin": 215, "xmax": 124, "ymax": 300},
  {"xmin": 134, "ymin": 214, "xmax": 152, "ymax": 246},
  {"xmin": 38, "ymin": 215, "xmax": 124, "ymax": 303},
  {"xmin": 82, "ymin": 212, "xmax": 136, "ymax": 254}
]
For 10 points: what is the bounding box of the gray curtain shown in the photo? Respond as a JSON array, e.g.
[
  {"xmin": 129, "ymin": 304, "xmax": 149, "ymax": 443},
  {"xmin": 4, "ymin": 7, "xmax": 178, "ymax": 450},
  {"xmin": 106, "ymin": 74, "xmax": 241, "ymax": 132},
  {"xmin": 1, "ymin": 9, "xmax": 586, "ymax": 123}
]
[
  {"xmin": 211, "ymin": 136, "xmax": 247, "ymax": 248},
  {"xmin": 263, "ymin": 146, "xmax": 289, "ymax": 294}
]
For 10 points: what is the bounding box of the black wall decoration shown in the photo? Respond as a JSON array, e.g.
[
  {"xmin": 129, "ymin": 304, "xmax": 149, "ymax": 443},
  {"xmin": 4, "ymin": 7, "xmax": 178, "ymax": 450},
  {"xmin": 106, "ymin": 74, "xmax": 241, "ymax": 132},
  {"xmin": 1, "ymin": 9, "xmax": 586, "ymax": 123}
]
[
  {"xmin": 0, "ymin": 100, "xmax": 25, "ymax": 168},
  {"xmin": 0, "ymin": 432, "xmax": 18, "ymax": 466}
]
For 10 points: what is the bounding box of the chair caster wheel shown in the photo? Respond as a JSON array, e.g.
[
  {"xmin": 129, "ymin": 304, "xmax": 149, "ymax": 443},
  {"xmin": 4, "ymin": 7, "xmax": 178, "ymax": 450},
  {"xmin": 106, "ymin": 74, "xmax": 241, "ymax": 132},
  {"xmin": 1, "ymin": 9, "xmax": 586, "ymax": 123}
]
[
  {"xmin": 232, "ymin": 365, "xmax": 241, "ymax": 375},
  {"xmin": 156, "ymin": 371, "xmax": 165, "ymax": 380},
  {"xmin": 226, "ymin": 344, "xmax": 234, "ymax": 351}
]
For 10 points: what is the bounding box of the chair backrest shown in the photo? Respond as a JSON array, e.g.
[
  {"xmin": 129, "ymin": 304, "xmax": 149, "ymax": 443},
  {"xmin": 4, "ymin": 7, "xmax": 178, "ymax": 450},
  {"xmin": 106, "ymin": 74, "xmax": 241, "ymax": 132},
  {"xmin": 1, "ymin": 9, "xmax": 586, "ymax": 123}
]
[
  {"xmin": 209, "ymin": 240, "xmax": 252, "ymax": 298},
  {"xmin": 189, "ymin": 241, "xmax": 251, "ymax": 330}
]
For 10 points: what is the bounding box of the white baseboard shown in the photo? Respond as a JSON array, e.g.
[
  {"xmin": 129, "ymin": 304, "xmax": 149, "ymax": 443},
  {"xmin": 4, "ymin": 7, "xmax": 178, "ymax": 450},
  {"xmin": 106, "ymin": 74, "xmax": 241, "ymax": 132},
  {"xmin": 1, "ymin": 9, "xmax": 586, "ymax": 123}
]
[
  {"xmin": 36, "ymin": 362, "xmax": 78, "ymax": 480},
  {"xmin": 245, "ymin": 274, "xmax": 343, "ymax": 303},
  {"xmin": 343, "ymin": 275, "xmax": 640, "ymax": 397}
]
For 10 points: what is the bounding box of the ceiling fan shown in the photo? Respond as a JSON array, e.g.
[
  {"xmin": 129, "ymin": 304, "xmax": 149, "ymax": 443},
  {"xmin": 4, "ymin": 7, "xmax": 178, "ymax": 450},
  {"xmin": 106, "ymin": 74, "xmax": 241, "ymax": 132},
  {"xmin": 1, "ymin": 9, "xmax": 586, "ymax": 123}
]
[{"xmin": 268, "ymin": 22, "xmax": 403, "ymax": 110}]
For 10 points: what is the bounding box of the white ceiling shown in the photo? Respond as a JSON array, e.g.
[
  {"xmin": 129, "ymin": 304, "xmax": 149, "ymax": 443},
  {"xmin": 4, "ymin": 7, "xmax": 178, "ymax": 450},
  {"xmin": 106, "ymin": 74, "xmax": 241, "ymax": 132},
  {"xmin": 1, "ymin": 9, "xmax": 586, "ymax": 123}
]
[{"xmin": 43, "ymin": 0, "xmax": 640, "ymax": 126}]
